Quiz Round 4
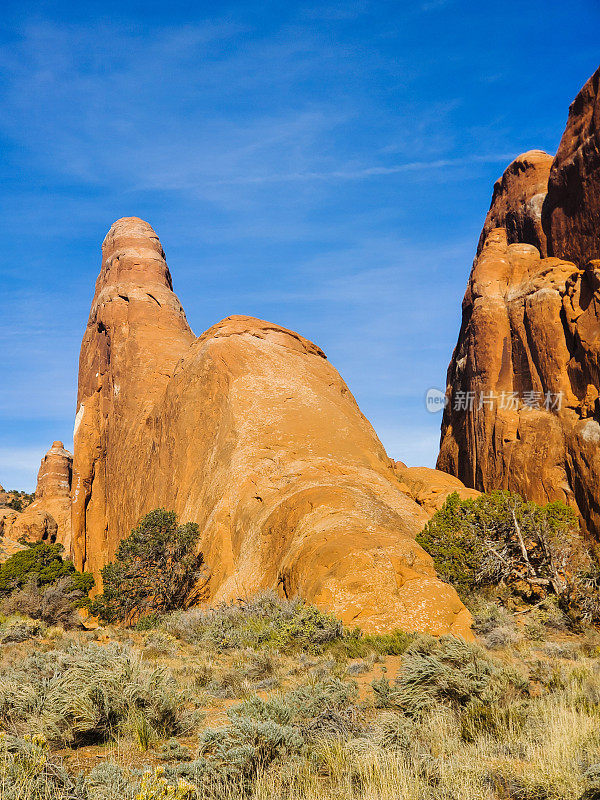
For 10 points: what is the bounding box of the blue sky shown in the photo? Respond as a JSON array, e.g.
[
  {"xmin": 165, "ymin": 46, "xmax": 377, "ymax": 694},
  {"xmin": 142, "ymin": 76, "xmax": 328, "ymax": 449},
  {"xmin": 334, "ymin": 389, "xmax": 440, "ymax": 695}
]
[{"xmin": 1, "ymin": 0, "xmax": 599, "ymax": 491}]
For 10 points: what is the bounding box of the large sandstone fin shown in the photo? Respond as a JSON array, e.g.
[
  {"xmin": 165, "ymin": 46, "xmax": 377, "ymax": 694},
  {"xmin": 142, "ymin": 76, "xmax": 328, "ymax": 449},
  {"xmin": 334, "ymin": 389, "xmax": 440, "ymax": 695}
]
[{"xmin": 543, "ymin": 66, "xmax": 600, "ymax": 265}]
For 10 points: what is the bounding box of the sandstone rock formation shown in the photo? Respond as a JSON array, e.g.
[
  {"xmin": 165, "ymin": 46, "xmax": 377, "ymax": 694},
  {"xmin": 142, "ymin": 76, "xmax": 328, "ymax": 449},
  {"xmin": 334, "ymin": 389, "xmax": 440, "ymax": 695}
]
[
  {"xmin": 71, "ymin": 217, "xmax": 195, "ymax": 576},
  {"xmin": 71, "ymin": 217, "xmax": 471, "ymax": 636},
  {"xmin": 1, "ymin": 442, "xmax": 73, "ymax": 550},
  {"xmin": 438, "ymin": 67, "xmax": 600, "ymax": 538}
]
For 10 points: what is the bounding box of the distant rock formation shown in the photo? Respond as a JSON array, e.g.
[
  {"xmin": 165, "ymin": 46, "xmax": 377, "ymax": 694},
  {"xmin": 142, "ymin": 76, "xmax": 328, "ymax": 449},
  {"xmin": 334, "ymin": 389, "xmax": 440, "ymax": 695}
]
[
  {"xmin": 0, "ymin": 442, "xmax": 73, "ymax": 550},
  {"xmin": 0, "ymin": 484, "xmax": 24, "ymax": 558},
  {"xmin": 438, "ymin": 66, "xmax": 600, "ymax": 537},
  {"xmin": 70, "ymin": 217, "xmax": 471, "ymax": 636}
]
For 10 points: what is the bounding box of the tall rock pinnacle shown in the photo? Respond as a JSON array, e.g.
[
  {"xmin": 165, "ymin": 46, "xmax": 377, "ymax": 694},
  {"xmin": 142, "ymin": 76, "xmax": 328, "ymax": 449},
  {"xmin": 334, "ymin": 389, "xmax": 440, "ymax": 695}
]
[
  {"xmin": 70, "ymin": 217, "xmax": 472, "ymax": 636},
  {"xmin": 36, "ymin": 441, "xmax": 72, "ymax": 501},
  {"xmin": 71, "ymin": 218, "xmax": 195, "ymax": 574}
]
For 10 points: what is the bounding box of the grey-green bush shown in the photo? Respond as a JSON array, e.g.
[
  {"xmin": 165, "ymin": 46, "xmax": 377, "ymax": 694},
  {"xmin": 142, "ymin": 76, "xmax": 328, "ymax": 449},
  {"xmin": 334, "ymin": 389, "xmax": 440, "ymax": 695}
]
[
  {"xmin": 372, "ymin": 634, "xmax": 527, "ymax": 716},
  {"xmin": 165, "ymin": 592, "xmax": 343, "ymax": 653},
  {"xmin": 0, "ymin": 642, "xmax": 183, "ymax": 745}
]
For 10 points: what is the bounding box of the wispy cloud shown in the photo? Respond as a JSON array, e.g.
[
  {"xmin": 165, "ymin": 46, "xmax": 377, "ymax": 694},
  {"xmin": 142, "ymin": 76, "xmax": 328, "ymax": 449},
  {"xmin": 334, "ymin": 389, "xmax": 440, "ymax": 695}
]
[
  {"xmin": 206, "ymin": 153, "xmax": 516, "ymax": 186},
  {"xmin": 0, "ymin": 18, "xmax": 513, "ymax": 201}
]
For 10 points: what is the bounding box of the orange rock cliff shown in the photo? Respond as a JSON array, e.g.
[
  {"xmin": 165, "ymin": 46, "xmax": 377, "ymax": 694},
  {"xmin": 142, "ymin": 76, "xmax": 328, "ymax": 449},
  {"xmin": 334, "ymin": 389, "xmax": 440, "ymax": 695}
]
[
  {"xmin": 64, "ymin": 216, "xmax": 471, "ymax": 636},
  {"xmin": 438, "ymin": 66, "xmax": 600, "ymax": 537}
]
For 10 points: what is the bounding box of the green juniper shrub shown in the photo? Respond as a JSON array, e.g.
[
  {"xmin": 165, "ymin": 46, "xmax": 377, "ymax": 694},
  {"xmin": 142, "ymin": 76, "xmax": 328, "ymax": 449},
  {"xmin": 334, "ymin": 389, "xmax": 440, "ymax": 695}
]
[
  {"xmin": 91, "ymin": 509, "xmax": 205, "ymax": 624},
  {"xmin": 135, "ymin": 612, "xmax": 164, "ymax": 631},
  {"xmin": 0, "ymin": 542, "xmax": 93, "ymax": 626},
  {"xmin": 416, "ymin": 491, "xmax": 485, "ymax": 596},
  {"xmin": 416, "ymin": 490, "xmax": 600, "ymax": 622}
]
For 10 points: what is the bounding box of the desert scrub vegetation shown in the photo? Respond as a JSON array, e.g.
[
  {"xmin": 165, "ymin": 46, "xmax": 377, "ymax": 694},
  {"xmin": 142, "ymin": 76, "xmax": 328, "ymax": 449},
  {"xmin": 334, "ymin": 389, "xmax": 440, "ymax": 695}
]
[
  {"xmin": 0, "ymin": 540, "xmax": 93, "ymax": 598},
  {"xmin": 0, "ymin": 490, "xmax": 35, "ymax": 513},
  {"xmin": 4, "ymin": 649, "xmax": 600, "ymax": 799},
  {"xmin": 371, "ymin": 633, "xmax": 527, "ymax": 716},
  {"xmin": 416, "ymin": 489, "xmax": 600, "ymax": 623},
  {"xmin": 164, "ymin": 592, "xmax": 344, "ymax": 653},
  {"xmin": 0, "ymin": 540, "xmax": 94, "ymax": 627},
  {"xmin": 1, "ymin": 594, "xmax": 600, "ymax": 798}
]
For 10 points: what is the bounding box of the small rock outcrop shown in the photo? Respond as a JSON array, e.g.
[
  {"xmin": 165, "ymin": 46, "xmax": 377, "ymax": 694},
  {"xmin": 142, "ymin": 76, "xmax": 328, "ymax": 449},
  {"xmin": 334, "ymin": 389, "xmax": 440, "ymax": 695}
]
[
  {"xmin": 394, "ymin": 463, "xmax": 480, "ymax": 517},
  {"xmin": 438, "ymin": 66, "xmax": 600, "ymax": 537},
  {"xmin": 71, "ymin": 217, "xmax": 471, "ymax": 636}
]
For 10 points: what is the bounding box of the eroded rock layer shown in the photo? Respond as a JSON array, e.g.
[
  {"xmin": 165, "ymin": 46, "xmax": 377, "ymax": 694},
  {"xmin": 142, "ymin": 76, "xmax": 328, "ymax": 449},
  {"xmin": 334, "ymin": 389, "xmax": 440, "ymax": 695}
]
[
  {"xmin": 477, "ymin": 150, "xmax": 553, "ymax": 257},
  {"xmin": 71, "ymin": 217, "xmax": 471, "ymax": 636},
  {"xmin": 438, "ymin": 67, "xmax": 600, "ymax": 537}
]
